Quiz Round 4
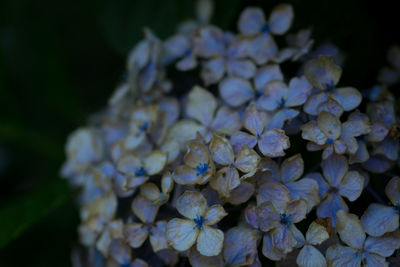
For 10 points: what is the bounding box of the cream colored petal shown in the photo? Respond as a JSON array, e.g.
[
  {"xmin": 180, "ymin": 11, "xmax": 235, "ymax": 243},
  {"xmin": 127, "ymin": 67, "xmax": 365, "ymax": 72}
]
[
  {"xmin": 317, "ymin": 111, "xmax": 341, "ymax": 140},
  {"xmin": 144, "ymin": 150, "xmax": 167, "ymax": 175},
  {"xmin": 209, "ymin": 133, "xmax": 234, "ymax": 165},
  {"xmin": 286, "ymin": 199, "xmax": 307, "ymax": 223},
  {"xmin": 210, "ymin": 167, "xmax": 240, "ymax": 198},
  {"xmin": 140, "ymin": 183, "xmax": 160, "ymax": 201},
  {"xmin": 204, "ymin": 205, "xmax": 227, "ymax": 225},
  {"xmin": 117, "ymin": 154, "xmax": 141, "ymax": 175},
  {"xmin": 197, "ymin": 226, "xmax": 224, "ymax": 256},
  {"xmin": 186, "ymin": 85, "xmax": 217, "ymax": 126},
  {"xmin": 262, "ymin": 233, "xmax": 286, "ymax": 261},
  {"xmin": 184, "ymin": 140, "xmax": 210, "ymax": 169},
  {"xmin": 124, "ymin": 222, "xmax": 149, "ymax": 248},
  {"xmin": 176, "ymin": 190, "xmax": 208, "ymax": 219},
  {"xmin": 131, "ymin": 195, "xmax": 159, "ymax": 223},
  {"xmin": 122, "ymin": 175, "xmax": 148, "ymax": 191},
  {"xmin": 173, "ymin": 165, "xmax": 202, "ymax": 185},
  {"xmin": 161, "ymin": 171, "xmax": 174, "ymax": 195},
  {"xmin": 281, "ymin": 153, "xmax": 304, "ymax": 183},
  {"xmin": 336, "ymin": 210, "xmax": 365, "ymax": 250},
  {"xmin": 234, "ymin": 145, "xmax": 260, "ymax": 173},
  {"xmin": 301, "ymin": 120, "xmax": 327, "ymax": 145},
  {"xmin": 305, "ymin": 221, "xmax": 329, "ymax": 245},
  {"xmin": 304, "ymin": 55, "xmax": 342, "ymax": 89},
  {"xmin": 166, "ymin": 218, "xmax": 199, "ymax": 251},
  {"xmin": 385, "ymin": 177, "xmax": 400, "ymax": 206}
]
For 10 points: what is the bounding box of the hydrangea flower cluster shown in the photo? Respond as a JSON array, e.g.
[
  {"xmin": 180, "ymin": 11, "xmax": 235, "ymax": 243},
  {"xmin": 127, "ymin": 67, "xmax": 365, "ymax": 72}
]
[{"xmin": 62, "ymin": 1, "xmax": 400, "ymax": 266}]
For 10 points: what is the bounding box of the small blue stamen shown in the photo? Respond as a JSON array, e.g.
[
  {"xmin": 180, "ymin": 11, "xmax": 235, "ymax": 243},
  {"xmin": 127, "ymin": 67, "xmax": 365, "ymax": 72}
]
[
  {"xmin": 139, "ymin": 121, "xmax": 150, "ymax": 131},
  {"xmin": 183, "ymin": 49, "xmax": 192, "ymax": 58},
  {"xmin": 196, "ymin": 163, "xmax": 210, "ymax": 176},
  {"xmin": 395, "ymin": 205, "xmax": 400, "ymax": 214},
  {"xmin": 261, "ymin": 23, "xmax": 270, "ymax": 33},
  {"xmin": 194, "ymin": 216, "xmax": 205, "ymax": 228},
  {"xmin": 120, "ymin": 263, "xmax": 131, "ymax": 267},
  {"xmin": 280, "ymin": 213, "xmax": 292, "ymax": 227},
  {"xmin": 326, "ymin": 138, "xmax": 334, "ymax": 144},
  {"xmin": 135, "ymin": 167, "xmax": 147, "ymax": 177},
  {"xmin": 255, "ymin": 91, "xmax": 263, "ymax": 99}
]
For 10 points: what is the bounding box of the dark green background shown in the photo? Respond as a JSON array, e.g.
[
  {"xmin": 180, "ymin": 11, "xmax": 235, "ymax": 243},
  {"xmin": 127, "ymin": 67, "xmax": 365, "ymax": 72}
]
[{"xmin": 0, "ymin": 0, "xmax": 398, "ymax": 266}]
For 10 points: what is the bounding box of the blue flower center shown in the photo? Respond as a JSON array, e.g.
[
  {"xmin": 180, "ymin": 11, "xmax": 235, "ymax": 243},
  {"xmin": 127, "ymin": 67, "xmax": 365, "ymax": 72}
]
[
  {"xmin": 139, "ymin": 121, "xmax": 150, "ymax": 131},
  {"xmin": 395, "ymin": 205, "xmax": 400, "ymax": 214},
  {"xmin": 135, "ymin": 167, "xmax": 147, "ymax": 176},
  {"xmin": 261, "ymin": 23, "xmax": 270, "ymax": 33},
  {"xmin": 278, "ymin": 97, "xmax": 286, "ymax": 108},
  {"xmin": 194, "ymin": 216, "xmax": 205, "ymax": 228},
  {"xmin": 280, "ymin": 213, "xmax": 291, "ymax": 227},
  {"xmin": 326, "ymin": 138, "xmax": 334, "ymax": 144},
  {"xmin": 120, "ymin": 263, "xmax": 130, "ymax": 267},
  {"xmin": 255, "ymin": 91, "xmax": 263, "ymax": 99},
  {"xmin": 196, "ymin": 163, "xmax": 210, "ymax": 176},
  {"xmin": 326, "ymin": 81, "xmax": 336, "ymax": 91},
  {"xmin": 183, "ymin": 48, "xmax": 192, "ymax": 58}
]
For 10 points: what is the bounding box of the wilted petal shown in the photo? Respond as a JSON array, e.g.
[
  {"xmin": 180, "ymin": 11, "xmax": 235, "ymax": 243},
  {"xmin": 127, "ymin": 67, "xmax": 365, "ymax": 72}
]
[
  {"xmin": 254, "ymin": 64, "xmax": 283, "ymax": 92},
  {"xmin": 140, "ymin": 183, "xmax": 160, "ymax": 201},
  {"xmin": 149, "ymin": 221, "xmax": 169, "ymax": 252},
  {"xmin": 367, "ymin": 121, "xmax": 389, "ymax": 142},
  {"xmin": 219, "ymin": 77, "xmax": 255, "ymax": 107},
  {"xmin": 361, "ymin": 203, "xmax": 399, "ymax": 237},
  {"xmin": 257, "ymin": 182, "xmax": 290, "ymax": 212},
  {"xmin": 338, "ymin": 171, "xmax": 364, "ymax": 201},
  {"xmin": 336, "ymin": 210, "xmax": 365, "ymax": 249},
  {"xmin": 201, "ymin": 57, "xmax": 226, "ymax": 85},
  {"xmin": 259, "ymin": 129, "xmax": 290, "ymax": 157},
  {"xmin": 373, "ymin": 136, "xmax": 399, "ymax": 161},
  {"xmin": 385, "ymin": 177, "xmax": 400, "ymax": 206},
  {"xmin": 317, "ymin": 194, "xmax": 348, "ymax": 226},
  {"xmin": 286, "ymin": 199, "xmax": 307, "ymax": 223},
  {"xmin": 109, "ymin": 239, "xmax": 131, "ymax": 265},
  {"xmin": 186, "ymin": 86, "xmax": 217, "ymax": 126},
  {"xmin": 303, "ymin": 92, "xmax": 329, "ymax": 116},
  {"xmin": 209, "ymin": 133, "xmax": 234, "ymax": 165},
  {"xmin": 262, "ymin": 233, "xmax": 286, "ymax": 261},
  {"xmin": 210, "ymin": 106, "xmax": 241, "ymax": 136},
  {"xmin": 184, "ymin": 140, "xmax": 210, "ymax": 169},
  {"xmin": 285, "ymin": 76, "xmax": 312, "ymax": 107},
  {"xmin": 210, "ymin": 167, "xmax": 240, "ymax": 198},
  {"xmin": 235, "ymin": 145, "xmax": 260, "ymax": 173},
  {"xmin": 281, "ymin": 154, "xmax": 304, "ymax": 183},
  {"xmin": 305, "ymin": 221, "xmax": 329, "ymax": 245},
  {"xmin": 132, "ymin": 195, "xmax": 159, "ymax": 223},
  {"xmin": 173, "ymin": 165, "xmax": 201, "ymax": 185},
  {"xmin": 124, "ymin": 222, "xmax": 149, "ymax": 248},
  {"xmin": 325, "ymin": 244, "xmax": 361, "ymax": 267},
  {"xmin": 286, "ymin": 178, "xmax": 320, "ymax": 212},
  {"xmin": 321, "ymin": 154, "xmax": 348, "ymax": 187},
  {"xmin": 227, "ymin": 59, "xmax": 256, "ymax": 79},
  {"xmin": 238, "ymin": 7, "xmax": 265, "ymax": 36},
  {"xmin": 223, "ymin": 227, "xmax": 259, "ymax": 266},
  {"xmin": 317, "ymin": 97, "xmax": 344, "ymax": 117},
  {"xmin": 197, "ymin": 226, "xmax": 224, "ymax": 256},
  {"xmin": 204, "ymin": 205, "xmax": 227, "ymax": 225},
  {"xmin": 317, "ymin": 111, "xmax": 341, "ymax": 140},
  {"xmin": 304, "ymin": 55, "xmax": 342, "ymax": 90},
  {"xmin": 271, "ymin": 224, "xmax": 298, "ymax": 254},
  {"xmin": 333, "ymin": 87, "xmax": 362, "ymax": 111},
  {"xmin": 243, "ymin": 104, "xmax": 267, "ymax": 136},
  {"xmin": 364, "ymin": 229, "xmax": 400, "ymax": 257},
  {"xmin": 144, "ymin": 151, "xmax": 167, "ymax": 175},
  {"xmin": 256, "ymin": 201, "xmax": 281, "ymax": 232},
  {"xmin": 166, "ymin": 218, "xmax": 199, "ymax": 251},
  {"xmin": 117, "ymin": 154, "xmax": 141, "ymax": 175},
  {"xmin": 269, "ymin": 4, "xmax": 294, "ymax": 35},
  {"xmin": 301, "ymin": 120, "xmax": 327, "ymax": 145},
  {"xmin": 161, "ymin": 172, "xmax": 174, "ymax": 195},
  {"xmin": 297, "ymin": 245, "xmax": 327, "ymax": 267},
  {"xmin": 176, "ymin": 191, "xmax": 208, "ymax": 219}
]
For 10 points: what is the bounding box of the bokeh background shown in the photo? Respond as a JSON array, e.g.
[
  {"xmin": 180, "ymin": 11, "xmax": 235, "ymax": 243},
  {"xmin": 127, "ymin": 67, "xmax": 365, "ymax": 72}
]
[{"xmin": 0, "ymin": 0, "xmax": 399, "ymax": 266}]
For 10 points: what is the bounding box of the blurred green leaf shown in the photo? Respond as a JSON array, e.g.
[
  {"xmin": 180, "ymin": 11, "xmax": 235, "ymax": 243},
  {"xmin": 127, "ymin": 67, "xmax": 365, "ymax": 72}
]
[
  {"xmin": 0, "ymin": 178, "xmax": 70, "ymax": 250},
  {"xmin": 98, "ymin": 0, "xmax": 241, "ymax": 55}
]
